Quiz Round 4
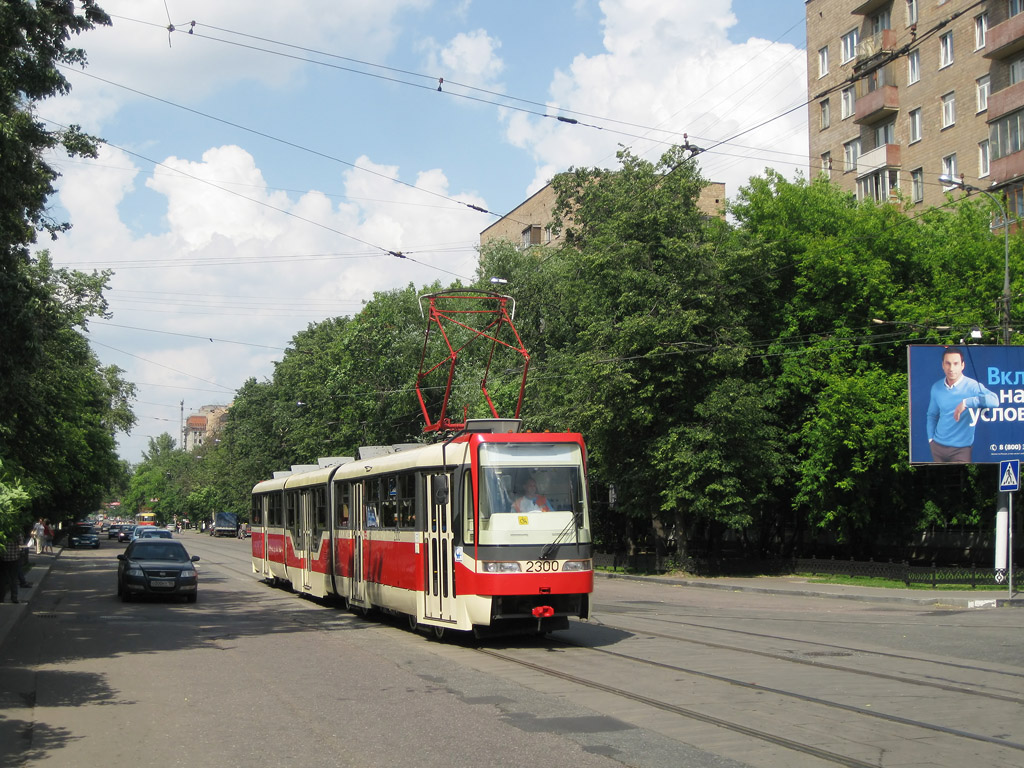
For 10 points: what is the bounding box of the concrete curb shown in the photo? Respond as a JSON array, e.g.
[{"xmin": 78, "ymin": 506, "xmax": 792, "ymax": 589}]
[{"xmin": 596, "ymin": 570, "xmax": 1024, "ymax": 609}]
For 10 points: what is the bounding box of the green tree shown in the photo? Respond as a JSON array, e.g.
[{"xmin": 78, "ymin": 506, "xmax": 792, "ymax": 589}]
[{"xmin": 1, "ymin": 2, "xmax": 127, "ymax": 528}]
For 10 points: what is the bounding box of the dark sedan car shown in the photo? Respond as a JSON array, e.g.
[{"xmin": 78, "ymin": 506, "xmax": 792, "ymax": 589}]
[
  {"xmin": 107, "ymin": 524, "xmax": 124, "ymax": 539},
  {"xmin": 67, "ymin": 524, "xmax": 101, "ymax": 549},
  {"xmin": 117, "ymin": 540, "xmax": 200, "ymax": 603},
  {"xmin": 118, "ymin": 526, "xmax": 137, "ymax": 543}
]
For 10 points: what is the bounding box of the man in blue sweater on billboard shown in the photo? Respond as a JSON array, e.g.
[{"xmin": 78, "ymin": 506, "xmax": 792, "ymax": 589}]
[{"xmin": 926, "ymin": 347, "xmax": 999, "ymax": 463}]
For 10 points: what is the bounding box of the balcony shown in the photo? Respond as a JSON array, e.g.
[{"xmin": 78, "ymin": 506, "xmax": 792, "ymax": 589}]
[
  {"xmin": 854, "ymin": 84, "xmax": 899, "ymax": 124},
  {"xmin": 991, "ymin": 152, "xmax": 1024, "ymax": 187},
  {"xmin": 852, "ymin": 0, "xmax": 889, "ymax": 15},
  {"xmin": 985, "ymin": 12, "xmax": 1024, "ymax": 60},
  {"xmin": 856, "ymin": 144, "xmax": 901, "ymax": 179},
  {"xmin": 855, "ymin": 29, "xmax": 898, "ymax": 71},
  {"xmin": 988, "ymin": 80, "xmax": 1024, "ymax": 122}
]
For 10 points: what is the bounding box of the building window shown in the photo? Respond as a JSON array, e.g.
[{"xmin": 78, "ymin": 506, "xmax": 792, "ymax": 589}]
[
  {"xmin": 819, "ymin": 99, "xmax": 831, "ymax": 129},
  {"xmin": 977, "ymin": 75, "xmax": 990, "ymax": 113},
  {"xmin": 818, "ymin": 46, "xmax": 829, "ymax": 78},
  {"xmin": 521, "ymin": 225, "xmax": 543, "ymax": 247},
  {"xmin": 908, "ymin": 50, "xmax": 920, "ymax": 84},
  {"xmin": 941, "ymin": 92, "xmax": 956, "ymax": 128},
  {"xmin": 941, "ymin": 153, "xmax": 958, "ymax": 185},
  {"xmin": 872, "ymin": 10, "xmax": 891, "ymax": 35},
  {"xmin": 939, "ymin": 32, "xmax": 954, "ymax": 68},
  {"xmin": 991, "ymin": 109, "xmax": 1024, "ymax": 160},
  {"xmin": 1011, "ymin": 58, "xmax": 1024, "ymax": 86},
  {"xmin": 1009, "ymin": 185, "xmax": 1024, "ymax": 221},
  {"xmin": 975, "ymin": 14, "xmax": 988, "ymax": 49},
  {"xmin": 844, "ymin": 138, "xmax": 861, "ymax": 172},
  {"xmin": 820, "ymin": 151, "xmax": 832, "ymax": 177},
  {"xmin": 980, "ymin": 140, "xmax": 991, "ymax": 177},
  {"xmin": 875, "ymin": 120, "xmax": 895, "ymax": 146},
  {"xmin": 841, "ymin": 29, "xmax": 859, "ymax": 64},
  {"xmin": 1012, "ymin": 0, "xmax": 1024, "ymax": 19},
  {"xmin": 911, "ymin": 168, "xmax": 924, "ymax": 203},
  {"xmin": 906, "ymin": 0, "xmax": 918, "ymax": 25},
  {"xmin": 909, "ymin": 108, "xmax": 922, "ymax": 143},
  {"xmin": 841, "ymin": 86, "xmax": 856, "ymax": 119},
  {"xmin": 858, "ymin": 169, "xmax": 899, "ymax": 203}
]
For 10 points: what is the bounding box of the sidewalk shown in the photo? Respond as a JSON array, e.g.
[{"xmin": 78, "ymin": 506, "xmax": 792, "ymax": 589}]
[
  {"xmin": 0, "ymin": 548, "xmax": 60, "ymax": 651},
  {"xmin": 598, "ymin": 570, "xmax": 1024, "ymax": 609}
]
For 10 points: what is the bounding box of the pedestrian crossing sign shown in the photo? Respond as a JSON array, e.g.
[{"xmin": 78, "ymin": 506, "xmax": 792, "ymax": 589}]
[{"xmin": 999, "ymin": 460, "xmax": 1020, "ymax": 492}]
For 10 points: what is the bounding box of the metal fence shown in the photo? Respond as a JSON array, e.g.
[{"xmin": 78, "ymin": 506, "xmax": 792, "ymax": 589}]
[{"xmin": 593, "ymin": 552, "xmax": 1020, "ymax": 589}]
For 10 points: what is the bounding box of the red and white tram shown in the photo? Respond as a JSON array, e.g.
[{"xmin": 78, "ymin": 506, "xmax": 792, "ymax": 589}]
[{"xmin": 250, "ymin": 419, "xmax": 593, "ymax": 637}]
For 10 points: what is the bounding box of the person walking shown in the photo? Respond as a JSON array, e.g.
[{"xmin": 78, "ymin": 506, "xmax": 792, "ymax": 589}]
[
  {"xmin": 43, "ymin": 519, "xmax": 54, "ymax": 554},
  {"xmin": 31, "ymin": 518, "xmax": 45, "ymax": 555}
]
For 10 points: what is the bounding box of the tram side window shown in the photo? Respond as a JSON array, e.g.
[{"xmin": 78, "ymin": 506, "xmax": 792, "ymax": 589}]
[
  {"xmin": 334, "ymin": 482, "xmax": 350, "ymax": 527},
  {"xmin": 379, "ymin": 476, "xmax": 397, "ymax": 528},
  {"xmin": 252, "ymin": 495, "xmax": 263, "ymax": 526},
  {"xmin": 314, "ymin": 486, "xmax": 328, "ymax": 530},
  {"xmin": 363, "ymin": 478, "xmax": 383, "ymax": 528},
  {"xmin": 398, "ymin": 474, "xmax": 417, "ymax": 528},
  {"xmin": 268, "ymin": 494, "xmax": 282, "ymax": 526},
  {"xmin": 462, "ymin": 470, "xmax": 474, "ymax": 544},
  {"xmin": 286, "ymin": 491, "xmax": 298, "ymax": 529}
]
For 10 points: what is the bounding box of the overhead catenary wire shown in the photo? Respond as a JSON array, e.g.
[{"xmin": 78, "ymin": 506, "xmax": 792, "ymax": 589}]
[{"xmin": 102, "ymin": 12, "xmax": 814, "ymax": 181}]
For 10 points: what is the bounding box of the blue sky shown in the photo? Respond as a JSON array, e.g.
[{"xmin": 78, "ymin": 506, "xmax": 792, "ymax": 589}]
[{"xmin": 41, "ymin": 0, "xmax": 809, "ymax": 462}]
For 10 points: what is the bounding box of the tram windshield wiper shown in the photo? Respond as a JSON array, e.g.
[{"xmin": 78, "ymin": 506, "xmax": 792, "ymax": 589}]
[{"xmin": 540, "ymin": 512, "xmax": 580, "ymax": 560}]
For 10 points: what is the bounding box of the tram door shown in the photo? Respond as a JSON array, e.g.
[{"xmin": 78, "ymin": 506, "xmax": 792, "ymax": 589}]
[
  {"xmin": 299, "ymin": 489, "xmax": 314, "ymax": 591},
  {"xmin": 423, "ymin": 473, "xmax": 456, "ymax": 623},
  {"xmin": 349, "ymin": 482, "xmax": 369, "ymax": 610}
]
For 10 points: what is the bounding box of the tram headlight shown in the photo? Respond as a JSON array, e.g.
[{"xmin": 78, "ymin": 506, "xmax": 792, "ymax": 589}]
[
  {"xmin": 561, "ymin": 559, "xmax": 591, "ymax": 572},
  {"xmin": 482, "ymin": 561, "xmax": 522, "ymax": 574}
]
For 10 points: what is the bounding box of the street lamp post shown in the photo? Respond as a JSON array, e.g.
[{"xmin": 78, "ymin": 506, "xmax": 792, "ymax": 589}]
[{"xmin": 940, "ymin": 173, "xmax": 1014, "ymax": 596}]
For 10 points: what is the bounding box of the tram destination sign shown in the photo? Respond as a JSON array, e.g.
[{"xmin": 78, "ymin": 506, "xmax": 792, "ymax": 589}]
[{"xmin": 908, "ymin": 345, "xmax": 1024, "ymax": 466}]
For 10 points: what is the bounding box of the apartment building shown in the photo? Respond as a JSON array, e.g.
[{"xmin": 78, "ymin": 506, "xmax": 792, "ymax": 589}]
[
  {"xmin": 182, "ymin": 404, "xmax": 230, "ymax": 452},
  {"xmin": 480, "ymin": 180, "xmax": 726, "ymax": 248},
  {"xmin": 807, "ymin": 0, "xmax": 1024, "ymax": 217}
]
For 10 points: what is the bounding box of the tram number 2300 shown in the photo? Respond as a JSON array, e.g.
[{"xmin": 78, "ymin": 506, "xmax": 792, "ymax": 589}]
[{"xmin": 525, "ymin": 559, "xmax": 560, "ymax": 572}]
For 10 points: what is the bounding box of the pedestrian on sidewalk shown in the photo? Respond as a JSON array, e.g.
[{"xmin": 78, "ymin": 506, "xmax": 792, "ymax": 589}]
[
  {"xmin": 1, "ymin": 538, "xmax": 23, "ymax": 604},
  {"xmin": 43, "ymin": 519, "xmax": 54, "ymax": 554},
  {"xmin": 31, "ymin": 518, "xmax": 45, "ymax": 555}
]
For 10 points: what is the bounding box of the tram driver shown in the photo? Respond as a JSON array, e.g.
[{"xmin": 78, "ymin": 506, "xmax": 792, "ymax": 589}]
[{"xmin": 512, "ymin": 475, "xmax": 551, "ymax": 514}]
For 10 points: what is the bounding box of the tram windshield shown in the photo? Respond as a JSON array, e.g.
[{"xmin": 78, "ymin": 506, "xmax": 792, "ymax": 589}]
[{"xmin": 474, "ymin": 442, "xmax": 590, "ymax": 546}]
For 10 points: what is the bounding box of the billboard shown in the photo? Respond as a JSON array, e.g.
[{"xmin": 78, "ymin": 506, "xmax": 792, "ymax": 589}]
[{"xmin": 909, "ymin": 345, "xmax": 1024, "ymax": 465}]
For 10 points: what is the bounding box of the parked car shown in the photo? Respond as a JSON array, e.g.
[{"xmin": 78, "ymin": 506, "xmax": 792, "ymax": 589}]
[
  {"xmin": 138, "ymin": 528, "xmax": 173, "ymax": 540},
  {"xmin": 67, "ymin": 524, "xmax": 101, "ymax": 549},
  {"xmin": 118, "ymin": 526, "xmax": 137, "ymax": 543},
  {"xmin": 117, "ymin": 540, "xmax": 200, "ymax": 603}
]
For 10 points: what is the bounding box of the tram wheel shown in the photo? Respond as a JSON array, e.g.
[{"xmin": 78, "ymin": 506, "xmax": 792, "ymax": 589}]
[
  {"xmin": 407, "ymin": 614, "xmax": 419, "ymax": 632},
  {"xmin": 432, "ymin": 625, "xmax": 445, "ymax": 640}
]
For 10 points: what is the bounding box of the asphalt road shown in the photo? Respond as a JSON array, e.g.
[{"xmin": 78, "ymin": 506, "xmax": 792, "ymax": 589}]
[{"xmin": 2, "ymin": 533, "xmax": 1023, "ymax": 768}]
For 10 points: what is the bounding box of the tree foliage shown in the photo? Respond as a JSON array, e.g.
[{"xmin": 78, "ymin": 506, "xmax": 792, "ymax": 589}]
[
  {"xmin": 0, "ymin": 2, "xmax": 130, "ymax": 533},
  {"xmin": 145, "ymin": 148, "xmax": 1013, "ymax": 562}
]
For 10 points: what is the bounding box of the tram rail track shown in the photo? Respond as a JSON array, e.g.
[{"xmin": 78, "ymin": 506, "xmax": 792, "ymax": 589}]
[
  {"xmin": 194, "ymin": 537, "xmax": 1024, "ymax": 766},
  {"xmin": 586, "ymin": 614, "xmax": 1024, "ymax": 704},
  {"xmin": 475, "ymin": 637, "xmax": 1024, "ymax": 767}
]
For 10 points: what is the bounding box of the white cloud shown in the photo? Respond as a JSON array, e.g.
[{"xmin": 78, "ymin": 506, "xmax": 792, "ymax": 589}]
[
  {"xmin": 419, "ymin": 29, "xmax": 505, "ymax": 91},
  {"xmin": 505, "ymin": 0, "xmax": 808, "ymax": 197}
]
